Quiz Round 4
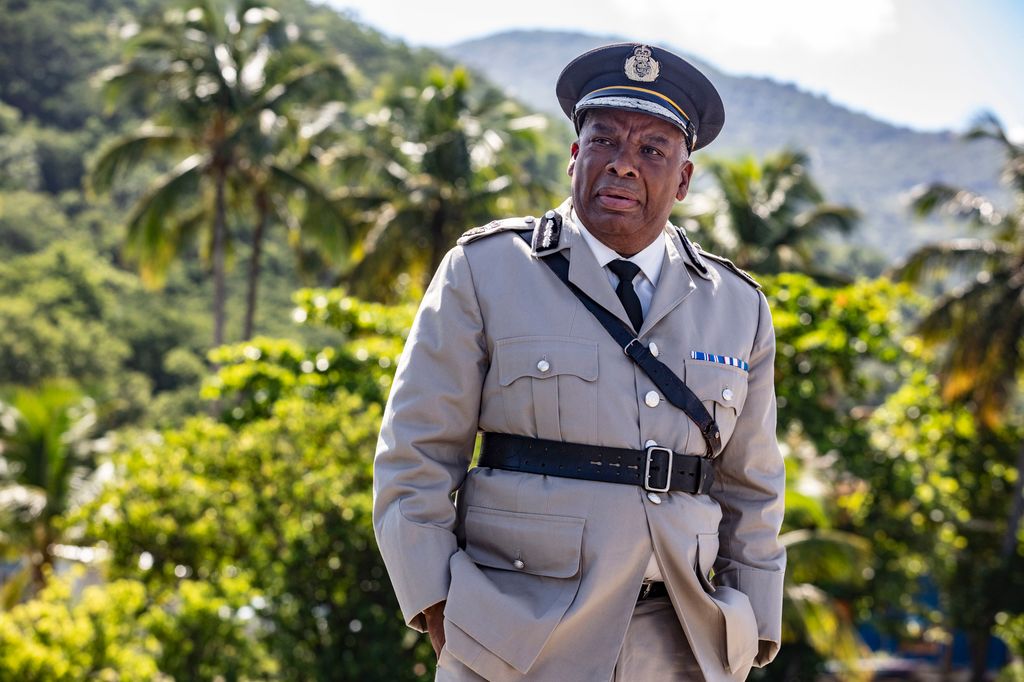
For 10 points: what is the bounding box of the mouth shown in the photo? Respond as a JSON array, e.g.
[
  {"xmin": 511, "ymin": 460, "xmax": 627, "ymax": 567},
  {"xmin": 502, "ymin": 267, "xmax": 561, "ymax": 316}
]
[{"xmin": 596, "ymin": 187, "xmax": 641, "ymax": 210}]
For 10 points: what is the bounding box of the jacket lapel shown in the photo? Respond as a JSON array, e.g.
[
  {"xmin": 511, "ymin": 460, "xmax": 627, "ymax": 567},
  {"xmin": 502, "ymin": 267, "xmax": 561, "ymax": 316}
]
[
  {"xmin": 637, "ymin": 228, "xmax": 697, "ymax": 336},
  {"xmin": 561, "ymin": 218, "xmax": 637, "ymax": 332}
]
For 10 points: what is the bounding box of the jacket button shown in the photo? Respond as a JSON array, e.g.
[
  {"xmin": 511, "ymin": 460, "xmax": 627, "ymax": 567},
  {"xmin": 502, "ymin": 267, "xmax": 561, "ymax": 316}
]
[
  {"xmin": 645, "ymin": 391, "xmax": 660, "ymax": 408},
  {"xmin": 649, "ymin": 342, "xmax": 659, "ymax": 357},
  {"xmin": 536, "ymin": 359, "xmax": 550, "ymax": 373},
  {"xmin": 647, "ymin": 492, "xmax": 662, "ymax": 504},
  {"xmin": 513, "ymin": 559, "xmax": 525, "ymax": 569},
  {"xmin": 722, "ymin": 388, "xmax": 734, "ymax": 402},
  {"xmin": 644, "ymin": 439, "xmax": 658, "ymax": 448}
]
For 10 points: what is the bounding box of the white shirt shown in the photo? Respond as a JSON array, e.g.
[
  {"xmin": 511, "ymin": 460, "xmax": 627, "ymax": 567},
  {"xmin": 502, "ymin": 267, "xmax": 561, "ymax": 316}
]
[
  {"xmin": 572, "ymin": 210, "xmax": 666, "ymax": 318},
  {"xmin": 572, "ymin": 210, "xmax": 668, "ymax": 583}
]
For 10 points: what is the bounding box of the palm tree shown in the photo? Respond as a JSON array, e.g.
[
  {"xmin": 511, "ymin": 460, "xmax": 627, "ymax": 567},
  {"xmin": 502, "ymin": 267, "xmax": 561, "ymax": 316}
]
[
  {"xmin": 0, "ymin": 380, "xmax": 103, "ymax": 599},
  {"xmin": 893, "ymin": 113, "xmax": 1024, "ymax": 682},
  {"xmin": 331, "ymin": 66, "xmax": 563, "ymax": 295},
  {"xmin": 231, "ymin": 101, "xmax": 360, "ymax": 340},
  {"xmin": 90, "ymin": 0, "xmax": 354, "ymax": 346},
  {"xmin": 678, "ymin": 150, "xmax": 858, "ymax": 279}
]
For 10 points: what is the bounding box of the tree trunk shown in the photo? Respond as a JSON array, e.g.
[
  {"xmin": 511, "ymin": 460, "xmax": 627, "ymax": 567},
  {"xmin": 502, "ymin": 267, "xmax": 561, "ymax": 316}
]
[
  {"xmin": 243, "ymin": 190, "xmax": 268, "ymax": 341},
  {"xmin": 212, "ymin": 166, "xmax": 228, "ymax": 350}
]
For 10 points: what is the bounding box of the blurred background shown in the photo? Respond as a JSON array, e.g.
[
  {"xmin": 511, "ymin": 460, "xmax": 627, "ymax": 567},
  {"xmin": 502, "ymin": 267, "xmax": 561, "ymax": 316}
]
[{"xmin": 0, "ymin": 0, "xmax": 1022, "ymax": 679}]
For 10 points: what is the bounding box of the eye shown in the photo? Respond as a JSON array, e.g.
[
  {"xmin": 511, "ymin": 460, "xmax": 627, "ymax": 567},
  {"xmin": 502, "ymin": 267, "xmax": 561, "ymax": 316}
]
[
  {"xmin": 642, "ymin": 145, "xmax": 664, "ymax": 156},
  {"xmin": 591, "ymin": 136, "xmax": 612, "ymax": 146}
]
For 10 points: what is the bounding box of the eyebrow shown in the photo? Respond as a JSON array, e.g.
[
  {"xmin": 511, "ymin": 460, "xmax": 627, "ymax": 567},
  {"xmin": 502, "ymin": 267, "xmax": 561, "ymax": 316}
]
[
  {"xmin": 644, "ymin": 135, "xmax": 673, "ymax": 147},
  {"xmin": 587, "ymin": 122, "xmax": 676, "ymax": 148}
]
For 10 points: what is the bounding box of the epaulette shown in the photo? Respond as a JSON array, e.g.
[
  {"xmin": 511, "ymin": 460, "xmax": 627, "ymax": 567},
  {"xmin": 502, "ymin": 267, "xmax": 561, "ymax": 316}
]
[
  {"xmin": 695, "ymin": 246, "xmax": 762, "ymax": 290},
  {"xmin": 457, "ymin": 216, "xmax": 535, "ymax": 245}
]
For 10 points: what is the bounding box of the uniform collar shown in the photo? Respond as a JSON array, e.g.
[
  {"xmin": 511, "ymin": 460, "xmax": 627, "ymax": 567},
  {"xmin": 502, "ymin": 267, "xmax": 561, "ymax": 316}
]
[{"xmin": 571, "ymin": 209, "xmax": 667, "ymax": 287}]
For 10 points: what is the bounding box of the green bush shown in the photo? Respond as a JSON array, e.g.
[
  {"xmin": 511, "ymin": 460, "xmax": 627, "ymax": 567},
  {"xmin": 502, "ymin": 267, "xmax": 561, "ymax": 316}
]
[{"xmin": 73, "ymin": 391, "xmax": 433, "ymax": 680}]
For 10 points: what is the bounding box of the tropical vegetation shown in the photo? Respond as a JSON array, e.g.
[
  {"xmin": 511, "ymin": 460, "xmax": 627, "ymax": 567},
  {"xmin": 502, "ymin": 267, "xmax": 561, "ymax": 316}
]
[{"xmin": 1, "ymin": 0, "xmax": 1021, "ymax": 680}]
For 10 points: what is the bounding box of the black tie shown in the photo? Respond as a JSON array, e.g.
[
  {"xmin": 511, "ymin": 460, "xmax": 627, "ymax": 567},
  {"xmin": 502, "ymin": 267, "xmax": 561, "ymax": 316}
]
[{"xmin": 607, "ymin": 259, "xmax": 644, "ymax": 332}]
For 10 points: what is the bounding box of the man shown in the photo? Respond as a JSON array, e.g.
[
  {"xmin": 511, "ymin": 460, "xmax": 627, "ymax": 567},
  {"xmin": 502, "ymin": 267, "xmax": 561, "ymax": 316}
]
[{"xmin": 373, "ymin": 43, "xmax": 785, "ymax": 681}]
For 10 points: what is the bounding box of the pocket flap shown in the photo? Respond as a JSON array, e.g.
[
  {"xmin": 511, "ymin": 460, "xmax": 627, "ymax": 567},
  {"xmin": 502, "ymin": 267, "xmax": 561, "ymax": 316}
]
[
  {"xmin": 463, "ymin": 505, "xmax": 585, "ymax": 578},
  {"xmin": 686, "ymin": 360, "xmax": 749, "ymax": 408},
  {"xmin": 497, "ymin": 337, "xmax": 599, "ymax": 386}
]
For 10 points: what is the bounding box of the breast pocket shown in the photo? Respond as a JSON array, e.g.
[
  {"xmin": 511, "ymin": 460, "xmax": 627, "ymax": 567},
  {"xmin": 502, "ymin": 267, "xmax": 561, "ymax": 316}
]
[
  {"xmin": 684, "ymin": 360, "xmax": 749, "ymax": 454},
  {"xmin": 496, "ymin": 336, "xmax": 599, "ymax": 441}
]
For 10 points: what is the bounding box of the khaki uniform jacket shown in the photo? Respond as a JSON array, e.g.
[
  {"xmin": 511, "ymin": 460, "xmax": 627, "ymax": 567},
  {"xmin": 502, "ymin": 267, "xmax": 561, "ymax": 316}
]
[{"xmin": 373, "ymin": 199, "xmax": 786, "ymax": 681}]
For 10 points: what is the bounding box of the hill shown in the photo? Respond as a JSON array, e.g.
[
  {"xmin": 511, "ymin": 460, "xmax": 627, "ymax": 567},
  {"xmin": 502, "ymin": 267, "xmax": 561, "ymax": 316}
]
[{"xmin": 444, "ymin": 30, "xmax": 1007, "ymax": 260}]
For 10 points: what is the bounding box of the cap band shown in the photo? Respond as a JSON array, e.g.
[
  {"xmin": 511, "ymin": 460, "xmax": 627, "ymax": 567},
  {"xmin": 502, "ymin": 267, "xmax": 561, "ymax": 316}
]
[
  {"xmin": 574, "ymin": 90, "xmax": 696, "ymax": 150},
  {"xmin": 575, "ymin": 96, "xmax": 684, "ymax": 128},
  {"xmin": 582, "ymin": 85, "xmax": 691, "ymax": 122}
]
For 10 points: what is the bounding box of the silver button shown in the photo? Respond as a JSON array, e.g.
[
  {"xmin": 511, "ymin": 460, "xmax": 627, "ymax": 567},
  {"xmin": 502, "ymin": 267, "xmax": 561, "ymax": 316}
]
[
  {"xmin": 544, "ymin": 210, "xmax": 555, "ymax": 218},
  {"xmin": 647, "ymin": 492, "xmax": 662, "ymax": 504},
  {"xmin": 722, "ymin": 388, "xmax": 734, "ymax": 402},
  {"xmin": 524, "ymin": 215, "xmax": 535, "ymax": 223},
  {"xmin": 537, "ymin": 359, "xmax": 550, "ymax": 373},
  {"xmin": 649, "ymin": 342, "xmax": 659, "ymax": 357},
  {"xmin": 513, "ymin": 559, "xmax": 525, "ymax": 569},
  {"xmin": 644, "ymin": 439, "xmax": 658, "ymax": 448},
  {"xmin": 645, "ymin": 391, "xmax": 660, "ymax": 408}
]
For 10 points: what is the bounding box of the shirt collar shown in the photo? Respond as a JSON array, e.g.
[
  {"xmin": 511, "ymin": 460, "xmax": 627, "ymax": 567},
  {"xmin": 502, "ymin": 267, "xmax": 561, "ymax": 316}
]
[{"xmin": 571, "ymin": 209, "xmax": 667, "ymax": 286}]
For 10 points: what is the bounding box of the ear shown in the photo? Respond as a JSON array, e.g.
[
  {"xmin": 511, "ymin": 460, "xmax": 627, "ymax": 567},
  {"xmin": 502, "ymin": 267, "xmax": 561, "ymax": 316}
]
[
  {"xmin": 676, "ymin": 159, "xmax": 694, "ymax": 202},
  {"xmin": 567, "ymin": 141, "xmax": 580, "ymax": 177}
]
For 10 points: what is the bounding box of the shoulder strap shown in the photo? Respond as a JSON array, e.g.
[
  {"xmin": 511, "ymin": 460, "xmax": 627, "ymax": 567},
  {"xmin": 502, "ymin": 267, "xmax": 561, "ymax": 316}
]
[{"xmin": 519, "ymin": 219, "xmax": 723, "ymax": 457}]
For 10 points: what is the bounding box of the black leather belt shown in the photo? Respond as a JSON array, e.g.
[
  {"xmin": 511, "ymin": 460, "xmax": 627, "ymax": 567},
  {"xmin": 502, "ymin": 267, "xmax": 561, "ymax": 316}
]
[{"xmin": 478, "ymin": 433, "xmax": 714, "ymax": 494}]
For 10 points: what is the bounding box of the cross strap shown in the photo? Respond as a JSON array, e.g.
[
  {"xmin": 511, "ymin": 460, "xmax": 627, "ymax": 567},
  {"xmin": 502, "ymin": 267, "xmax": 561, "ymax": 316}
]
[{"xmin": 519, "ymin": 216, "xmax": 723, "ymax": 457}]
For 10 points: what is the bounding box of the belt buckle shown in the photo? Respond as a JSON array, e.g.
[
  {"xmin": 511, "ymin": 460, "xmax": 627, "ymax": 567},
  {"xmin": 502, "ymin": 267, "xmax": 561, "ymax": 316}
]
[{"xmin": 644, "ymin": 446, "xmax": 673, "ymax": 493}]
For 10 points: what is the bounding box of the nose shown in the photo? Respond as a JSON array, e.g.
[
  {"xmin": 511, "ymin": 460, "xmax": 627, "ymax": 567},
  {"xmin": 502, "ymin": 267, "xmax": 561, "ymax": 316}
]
[{"xmin": 606, "ymin": 147, "xmax": 639, "ymax": 178}]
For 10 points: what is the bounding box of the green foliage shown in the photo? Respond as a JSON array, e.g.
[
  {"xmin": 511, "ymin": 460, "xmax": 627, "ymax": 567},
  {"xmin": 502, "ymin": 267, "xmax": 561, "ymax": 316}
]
[
  {"xmin": 0, "ymin": 570, "xmax": 165, "ymax": 681},
  {"xmin": 0, "ymin": 191, "xmax": 71, "ymax": 255},
  {"xmin": 203, "ymin": 290, "xmax": 414, "ymax": 424},
  {"xmin": 764, "ymin": 273, "xmax": 921, "ymax": 457},
  {"xmin": 337, "ymin": 65, "xmax": 563, "ymax": 295},
  {"xmin": 0, "ymin": 379, "xmax": 105, "ymax": 599},
  {"xmin": 0, "ymin": 242, "xmax": 204, "ymax": 430},
  {"xmin": 72, "ymin": 391, "xmax": 432, "ymax": 680},
  {"xmin": 678, "ymin": 149, "xmax": 859, "ymax": 280},
  {"xmin": 864, "ymin": 371, "xmax": 1023, "ymax": 637}
]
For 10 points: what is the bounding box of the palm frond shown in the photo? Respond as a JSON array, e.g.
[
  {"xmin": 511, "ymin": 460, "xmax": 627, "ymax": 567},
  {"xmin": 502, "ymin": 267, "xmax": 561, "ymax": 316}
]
[
  {"xmin": 89, "ymin": 128, "xmax": 189, "ymax": 194},
  {"xmin": 891, "ymin": 238, "xmax": 1012, "ymax": 282},
  {"xmin": 268, "ymin": 164, "xmax": 354, "ymax": 264},
  {"xmin": 123, "ymin": 154, "xmax": 207, "ymax": 287},
  {"xmin": 908, "ymin": 183, "xmax": 1004, "ymax": 227},
  {"xmin": 782, "ymin": 528, "xmax": 872, "ymax": 586}
]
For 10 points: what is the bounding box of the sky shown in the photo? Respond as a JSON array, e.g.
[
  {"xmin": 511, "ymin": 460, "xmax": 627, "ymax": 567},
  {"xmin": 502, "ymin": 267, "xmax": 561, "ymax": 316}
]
[{"xmin": 323, "ymin": 0, "xmax": 1024, "ymax": 139}]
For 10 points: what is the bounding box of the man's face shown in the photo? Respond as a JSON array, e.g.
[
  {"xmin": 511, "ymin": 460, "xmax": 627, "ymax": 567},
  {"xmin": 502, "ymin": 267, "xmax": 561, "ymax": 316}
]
[{"xmin": 568, "ymin": 108, "xmax": 693, "ymax": 255}]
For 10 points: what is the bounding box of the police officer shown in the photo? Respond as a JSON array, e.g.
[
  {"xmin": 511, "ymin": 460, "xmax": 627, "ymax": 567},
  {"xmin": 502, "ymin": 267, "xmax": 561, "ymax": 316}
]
[{"xmin": 373, "ymin": 43, "xmax": 785, "ymax": 681}]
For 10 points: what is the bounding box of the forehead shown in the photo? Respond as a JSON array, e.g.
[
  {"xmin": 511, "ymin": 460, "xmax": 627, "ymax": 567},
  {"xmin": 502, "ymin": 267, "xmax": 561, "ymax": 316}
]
[{"xmin": 579, "ymin": 108, "xmax": 685, "ymax": 144}]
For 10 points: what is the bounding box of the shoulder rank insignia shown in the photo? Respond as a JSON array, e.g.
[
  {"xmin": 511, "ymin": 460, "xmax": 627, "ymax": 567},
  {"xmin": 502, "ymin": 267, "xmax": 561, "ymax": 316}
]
[
  {"xmin": 673, "ymin": 226, "xmax": 760, "ymax": 289},
  {"xmin": 675, "ymin": 226, "xmax": 711, "ymax": 279},
  {"xmin": 457, "ymin": 216, "xmax": 534, "ymax": 245},
  {"xmin": 531, "ymin": 209, "xmax": 563, "ymax": 253},
  {"xmin": 697, "ymin": 248, "xmax": 762, "ymax": 290}
]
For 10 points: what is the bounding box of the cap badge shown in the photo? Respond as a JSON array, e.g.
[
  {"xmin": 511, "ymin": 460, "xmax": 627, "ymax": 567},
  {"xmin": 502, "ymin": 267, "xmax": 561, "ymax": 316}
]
[{"xmin": 624, "ymin": 45, "xmax": 660, "ymax": 82}]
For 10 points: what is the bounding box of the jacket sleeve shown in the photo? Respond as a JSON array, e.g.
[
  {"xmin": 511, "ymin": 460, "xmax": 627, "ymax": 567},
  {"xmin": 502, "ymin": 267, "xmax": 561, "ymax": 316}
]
[
  {"xmin": 710, "ymin": 289, "xmax": 787, "ymax": 666},
  {"xmin": 372, "ymin": 245, "xmax": 488, "ymax": 632}
]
